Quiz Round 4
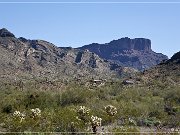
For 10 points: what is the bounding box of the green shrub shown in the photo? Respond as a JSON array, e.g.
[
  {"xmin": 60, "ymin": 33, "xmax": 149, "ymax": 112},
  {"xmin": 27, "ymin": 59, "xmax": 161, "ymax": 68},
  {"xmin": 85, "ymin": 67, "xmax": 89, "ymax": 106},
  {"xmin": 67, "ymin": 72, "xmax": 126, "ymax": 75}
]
[
  {"xmin": 2, "ymin": 104, "xmax": 13, "ymax": 113},
  {"xmin": 60, "ymin": 88, "xmax": 93, "ymax": 106}
]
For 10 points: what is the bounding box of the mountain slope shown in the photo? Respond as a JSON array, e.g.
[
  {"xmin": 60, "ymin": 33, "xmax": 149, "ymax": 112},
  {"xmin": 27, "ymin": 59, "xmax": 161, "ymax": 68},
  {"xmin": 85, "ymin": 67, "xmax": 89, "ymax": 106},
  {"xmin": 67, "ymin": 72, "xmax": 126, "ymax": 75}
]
[
  {"xmin": 78, "ymin": 37, "xmax": 168, "ymax": 71},
  {"xmin": 142, "ymin": 51, "xmax": 180, "ymax": 85},
  {"xmin": 0, "ymin": 28, "xmax": 123, "ymax": 81}
]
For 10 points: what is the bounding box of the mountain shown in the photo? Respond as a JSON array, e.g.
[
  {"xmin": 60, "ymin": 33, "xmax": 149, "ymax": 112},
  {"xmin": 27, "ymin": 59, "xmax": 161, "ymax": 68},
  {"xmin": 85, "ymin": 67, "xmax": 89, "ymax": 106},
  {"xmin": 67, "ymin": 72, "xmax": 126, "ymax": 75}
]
[
  {"xmin": 141, "ymin": 51, "xmax": 180, "ymax": 84},
  {"xmin": 78, "ymin": 37, "xmax": 168, "ymax": 71},
  {"xmin": 0, "ymin": 28, "xmax": 124, "ymax": 81},
  {"xmin": 168, "ymin": 51, "xmax": 180, "ymax": 63}
]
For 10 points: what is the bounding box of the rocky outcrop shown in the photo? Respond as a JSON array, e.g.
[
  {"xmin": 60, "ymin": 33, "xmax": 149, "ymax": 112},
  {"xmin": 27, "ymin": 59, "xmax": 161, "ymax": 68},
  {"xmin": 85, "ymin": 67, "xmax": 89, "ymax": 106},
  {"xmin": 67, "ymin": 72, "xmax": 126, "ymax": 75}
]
[
  {"xmin": 78, "ymin": 37, "xmax": 168, "ymax": 71},
  {"xmin": 0, "ymin": 28, "xmax": 124, "ymax": 81},
  {"xmin": 109, "ymin": 37, "xmax": 151, "ymax": 51},
  {"xmin": 168, "ymin": 51, "xmax": 180, "ymax": 63},
  {"xmin": 0, "ymin": 28, "xmax": 15, "ymax": 37}
]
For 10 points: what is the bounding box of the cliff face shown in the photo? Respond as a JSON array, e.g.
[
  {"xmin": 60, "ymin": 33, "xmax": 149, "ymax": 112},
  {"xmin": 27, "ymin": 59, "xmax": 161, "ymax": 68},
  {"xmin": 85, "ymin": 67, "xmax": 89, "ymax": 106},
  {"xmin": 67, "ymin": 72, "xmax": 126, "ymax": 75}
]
[
  {"xmin": 78, "ymin": 37, "xmax": 168, "ymax": 71},
  {"xmin": 109, "ymin": 37, "xmax": 151, "ymax": 51}
]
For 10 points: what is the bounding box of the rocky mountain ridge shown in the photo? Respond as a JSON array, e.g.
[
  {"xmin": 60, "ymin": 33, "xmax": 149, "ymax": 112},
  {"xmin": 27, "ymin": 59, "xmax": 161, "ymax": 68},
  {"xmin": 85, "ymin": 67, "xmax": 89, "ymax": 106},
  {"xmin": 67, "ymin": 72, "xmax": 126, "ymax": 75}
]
[
  {"xmin": 0, "ymin": 28, "xmax": 169, "ymax": 81},
  {"xmin": 0, "ymin": 28, "xmax": 123, "ymax": 81},
  {"xmin": 168, "ymin": 51, "xmax": 180, "ymax": 63},
  {"xmin": 141, "ymin": 51, "xmax": 180, "ymax": 85},
  {"xmin": 78, "ymin": 37, "xmax": 168, "ymax": 70}
]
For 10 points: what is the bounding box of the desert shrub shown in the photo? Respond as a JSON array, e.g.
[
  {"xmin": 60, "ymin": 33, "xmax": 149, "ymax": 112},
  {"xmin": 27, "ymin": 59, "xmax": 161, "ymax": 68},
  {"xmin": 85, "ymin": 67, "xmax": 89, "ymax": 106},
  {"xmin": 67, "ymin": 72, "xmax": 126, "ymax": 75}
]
[
  {"xmin": 162, "ymin": 115, "xmax": 180, "ymax": 127},
  {"xmin": 3, "ymin": 107, "xmax": 85, "ymax": 132},
  {"xmin": 76, "ymin": 106, "xmax": 91, "ymax": 125},
  {"xmin": 105, "ymin": 105, "xmax": 117, "ymax": 116},
  {"xmin": 2, "ymin": 104, "xmax": 13, "ymax": 114},
  {"xmin": 60, "ymin": 88, "xmax": 93, "ymax": 106},
  {"xmin": 3, "ymin": 108, "xmax": 46, "ymax": 132},
  {"xmin": 87, "ymin": 103, "xmax": 119, "ymax": 126},
  {"xmin": 148, "ymin": 111, "xmax": 163, "ymax": 119},
  {"xmin": 22, "ymin": 91, "xmax": 59, "ymax": 109},
  {"xmin": 96, "ymin": 89, "xmax": 109, "ymax": 100},
  {"xmin": 52, "ymin": 107, "xmax": 88, "ymax": 132},
  {"xmin": 0, "ymin": 79, "xmax": 179, "ymax": 132},
  {"xmin": 0, "ymin": 89, "xmax": 26, "ymax": 112},
  {"xmin": 140, "ymin": 117, "xmax": 161, "ymax": 127},
  {"xmin": 164, "ymin": 88, "xmax": 180, "ymax": 104}
]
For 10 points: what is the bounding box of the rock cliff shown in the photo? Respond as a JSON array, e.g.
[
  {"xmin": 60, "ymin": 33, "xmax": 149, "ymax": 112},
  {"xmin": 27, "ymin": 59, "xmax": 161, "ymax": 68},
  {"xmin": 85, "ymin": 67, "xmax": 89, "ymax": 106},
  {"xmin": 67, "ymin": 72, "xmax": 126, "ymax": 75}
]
[{"xmin": 78, "ymin": 37, "xmax": 168, "ymax": 70}]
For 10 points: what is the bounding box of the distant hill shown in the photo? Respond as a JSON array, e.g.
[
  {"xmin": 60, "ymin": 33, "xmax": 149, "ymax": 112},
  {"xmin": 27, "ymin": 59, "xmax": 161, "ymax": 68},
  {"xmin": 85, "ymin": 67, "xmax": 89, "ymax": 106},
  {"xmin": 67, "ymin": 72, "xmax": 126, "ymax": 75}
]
[
  {"xmin": 78, "ymin": 37, "xmax": 168, "ymax": 71},
  {"xmin": 142, "ymin": 51, "xmax": 180, "ymax": 84},
  {"xmin": 0, "ymin": 28, "xmax": 124, "ymax": 81},
  {"xmin": 168, "ymin": 51, "xmax": 180, "ymax": 63}
]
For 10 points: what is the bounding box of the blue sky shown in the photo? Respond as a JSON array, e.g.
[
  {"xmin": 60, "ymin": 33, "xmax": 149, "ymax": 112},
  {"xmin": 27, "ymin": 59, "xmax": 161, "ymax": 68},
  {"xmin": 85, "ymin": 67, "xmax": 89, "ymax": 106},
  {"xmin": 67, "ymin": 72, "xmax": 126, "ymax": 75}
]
[{"xmin": 0, "ymin": 0, "xmax": 180, "ymax": 58}]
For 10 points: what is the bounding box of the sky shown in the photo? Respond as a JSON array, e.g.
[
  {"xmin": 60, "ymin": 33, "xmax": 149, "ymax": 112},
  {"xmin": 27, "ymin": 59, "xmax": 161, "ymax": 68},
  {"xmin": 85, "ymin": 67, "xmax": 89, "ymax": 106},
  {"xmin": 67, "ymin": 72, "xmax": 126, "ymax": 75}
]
[{"xmin": 0, "ymin": 0, "xmax": 180, "ymax": 58}]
